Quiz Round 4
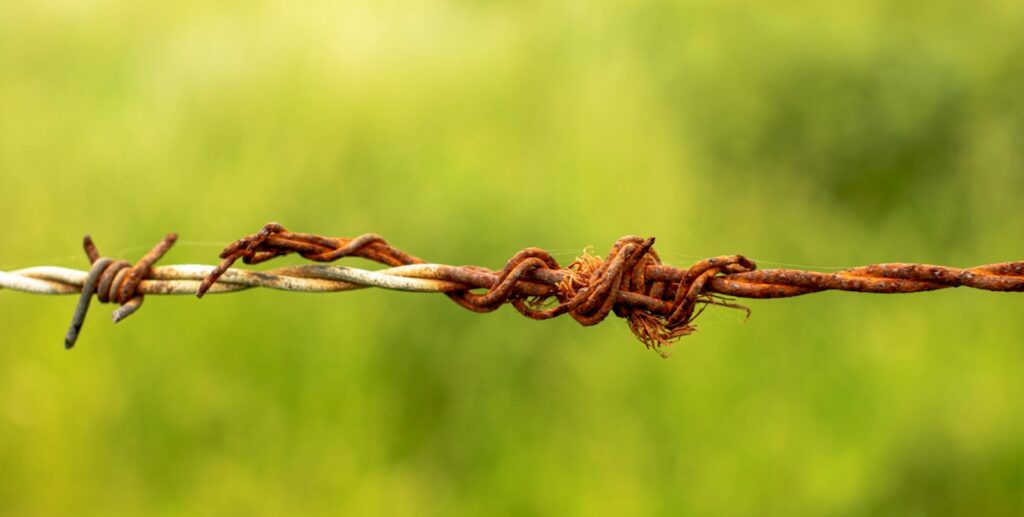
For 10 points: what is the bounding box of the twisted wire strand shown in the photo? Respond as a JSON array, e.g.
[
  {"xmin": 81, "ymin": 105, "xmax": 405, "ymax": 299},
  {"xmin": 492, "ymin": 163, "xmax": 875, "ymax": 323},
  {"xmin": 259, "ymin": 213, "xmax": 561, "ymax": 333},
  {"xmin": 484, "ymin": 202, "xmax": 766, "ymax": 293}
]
[
  {"xmin": 196, "ymin": 223, "xmax": 1024, "ymax": 352},
  {"xmin": 2, "ymin": 222, "xmax": 1023, "ymax": 353}
]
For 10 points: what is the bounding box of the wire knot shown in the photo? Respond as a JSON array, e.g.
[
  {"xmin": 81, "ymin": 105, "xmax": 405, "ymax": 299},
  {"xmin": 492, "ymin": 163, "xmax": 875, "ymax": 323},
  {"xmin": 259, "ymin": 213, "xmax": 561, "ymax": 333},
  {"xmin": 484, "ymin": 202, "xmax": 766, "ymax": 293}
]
[
  {"xmin": 64, "ymin": 233, "xmax": 177, "ymax": 349},
  {"xmin": 511, "ymin": 236, "xmax": 756, "ymax": 355}
]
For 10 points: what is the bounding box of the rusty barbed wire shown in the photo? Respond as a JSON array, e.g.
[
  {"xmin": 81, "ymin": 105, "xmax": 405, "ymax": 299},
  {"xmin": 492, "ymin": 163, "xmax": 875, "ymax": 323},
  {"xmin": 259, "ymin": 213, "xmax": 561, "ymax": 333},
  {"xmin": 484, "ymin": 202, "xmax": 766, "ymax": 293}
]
[
  {"xmin": 1, "ymin": 222, "xmax": 1023, "ymax": 354},
  {"xmin": 64, "ymin": 233, "xmax": 178, "ymax": 348}
]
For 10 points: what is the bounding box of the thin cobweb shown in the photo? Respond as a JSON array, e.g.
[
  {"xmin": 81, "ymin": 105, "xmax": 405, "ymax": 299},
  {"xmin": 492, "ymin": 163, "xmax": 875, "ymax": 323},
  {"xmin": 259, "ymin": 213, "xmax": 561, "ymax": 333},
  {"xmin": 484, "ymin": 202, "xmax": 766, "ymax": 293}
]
[{"xmin": 0, "ymin": 241, "xmax": 229, "ymax": 271}]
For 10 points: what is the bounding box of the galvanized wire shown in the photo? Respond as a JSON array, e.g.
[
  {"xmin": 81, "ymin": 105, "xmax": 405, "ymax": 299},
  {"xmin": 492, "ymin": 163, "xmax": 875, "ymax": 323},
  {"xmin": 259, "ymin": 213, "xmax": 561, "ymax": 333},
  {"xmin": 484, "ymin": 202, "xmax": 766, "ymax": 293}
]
[{"xmin": 2, "ymin": 222, "xmax": 1023, "ymax": 354}]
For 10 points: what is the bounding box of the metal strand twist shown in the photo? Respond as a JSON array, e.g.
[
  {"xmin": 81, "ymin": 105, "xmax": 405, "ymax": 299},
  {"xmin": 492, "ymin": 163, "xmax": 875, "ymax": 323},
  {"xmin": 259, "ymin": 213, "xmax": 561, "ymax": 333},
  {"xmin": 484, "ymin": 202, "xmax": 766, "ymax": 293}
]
[
  {"xmin": 196, "ymin": 223, "xmax": 1024, "ymax": 354},
  {"xmin": 0, "ymin": 222, "xmax": 1021, "ymax": 354},
  {"xmin": 63, "ymin": 233, "xmax": 177, "ymax": 349}
]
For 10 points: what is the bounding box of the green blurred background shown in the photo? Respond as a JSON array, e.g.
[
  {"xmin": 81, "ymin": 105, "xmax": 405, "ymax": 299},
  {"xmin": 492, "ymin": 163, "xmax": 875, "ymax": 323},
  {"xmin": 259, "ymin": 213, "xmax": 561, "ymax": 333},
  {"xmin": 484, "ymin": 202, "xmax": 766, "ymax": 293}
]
[{"xmin": 2, "ymin": 1, "xmax": 1023, "ymax": 515}]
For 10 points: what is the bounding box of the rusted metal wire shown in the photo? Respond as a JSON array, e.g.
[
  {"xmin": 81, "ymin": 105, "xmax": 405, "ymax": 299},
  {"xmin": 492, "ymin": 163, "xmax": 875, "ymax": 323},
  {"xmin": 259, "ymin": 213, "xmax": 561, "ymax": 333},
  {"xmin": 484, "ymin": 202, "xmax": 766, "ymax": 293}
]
[
  {"xmin": 2, "ymin": 222, "xmax": 1022, "ymax": 354},
  {"xmin": 64, "ymin": 233, "xmax": 177, "ymax": 348}
]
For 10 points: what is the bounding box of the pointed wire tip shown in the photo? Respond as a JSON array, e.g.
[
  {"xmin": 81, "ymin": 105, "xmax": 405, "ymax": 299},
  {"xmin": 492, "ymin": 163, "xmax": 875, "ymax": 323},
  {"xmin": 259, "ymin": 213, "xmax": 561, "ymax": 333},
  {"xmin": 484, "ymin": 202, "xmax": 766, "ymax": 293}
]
[
  {"xmin": 64, "ymin": 323, "xmax": 81, "ymax": 349},
  {"xmin": 83, "ymin": 235, "xmax": 100, "ymax": 263},
  {"xmin": 112, "ymin": 297, "xmax": 144, "ymax": 323}
]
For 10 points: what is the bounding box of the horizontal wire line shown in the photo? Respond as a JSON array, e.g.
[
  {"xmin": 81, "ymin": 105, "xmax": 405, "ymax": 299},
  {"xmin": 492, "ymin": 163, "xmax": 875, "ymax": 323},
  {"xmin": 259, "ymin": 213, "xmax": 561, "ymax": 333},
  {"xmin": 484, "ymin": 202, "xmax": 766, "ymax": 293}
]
[
  {"xmin": 5, "ymin": 222, "xmax": 1024, "ymax": 353},
  {"xmin": 1, "ymin": 264, "xmax": 474, "ymax": 296}
]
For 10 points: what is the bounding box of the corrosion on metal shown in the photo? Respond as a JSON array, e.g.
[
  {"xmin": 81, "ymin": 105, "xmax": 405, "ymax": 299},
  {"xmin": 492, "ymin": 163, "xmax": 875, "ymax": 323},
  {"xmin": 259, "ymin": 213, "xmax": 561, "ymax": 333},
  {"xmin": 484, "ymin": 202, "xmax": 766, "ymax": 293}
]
[
  {"xmin": 63, "ymin": 233, "xmax": 178, "ymax": 349},
  {"xmin": 1, "ymin": 223, "xmax": 1022, "ymax": 353},
  {"xmin": 195, "ymin": 223, "xmax": 1024, "ymax": 354}
]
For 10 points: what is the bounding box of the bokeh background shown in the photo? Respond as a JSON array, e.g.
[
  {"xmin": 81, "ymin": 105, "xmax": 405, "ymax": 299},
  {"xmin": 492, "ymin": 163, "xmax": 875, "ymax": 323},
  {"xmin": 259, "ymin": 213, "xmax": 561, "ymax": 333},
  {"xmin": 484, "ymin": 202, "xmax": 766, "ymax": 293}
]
[{"xmin": 2, "ymin": 1, "xmax": 1023, "ymax": 515}]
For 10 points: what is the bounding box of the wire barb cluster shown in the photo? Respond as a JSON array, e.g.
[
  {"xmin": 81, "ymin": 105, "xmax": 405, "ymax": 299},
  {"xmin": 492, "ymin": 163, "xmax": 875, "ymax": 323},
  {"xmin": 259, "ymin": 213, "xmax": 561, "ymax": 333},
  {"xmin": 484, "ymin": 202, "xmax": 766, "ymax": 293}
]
[
  {"xmin": 1, "ymin": 222, "xmax": 1022, "ymax": 354},
  {"xmin": 64, "ymin": 233, "xmax": 177, "ymax": 348}
]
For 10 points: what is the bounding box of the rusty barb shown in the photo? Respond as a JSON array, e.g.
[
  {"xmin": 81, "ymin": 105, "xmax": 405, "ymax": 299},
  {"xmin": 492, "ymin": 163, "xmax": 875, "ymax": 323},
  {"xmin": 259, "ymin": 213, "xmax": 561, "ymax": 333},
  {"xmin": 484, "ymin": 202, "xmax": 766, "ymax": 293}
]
[
  {"xmin": 1, "ymin": 222, "xmax": 1023, "ymax": 355},
  {"xmin": 64, "ymin": 233, "xmax": 177, "ymax": 349}
]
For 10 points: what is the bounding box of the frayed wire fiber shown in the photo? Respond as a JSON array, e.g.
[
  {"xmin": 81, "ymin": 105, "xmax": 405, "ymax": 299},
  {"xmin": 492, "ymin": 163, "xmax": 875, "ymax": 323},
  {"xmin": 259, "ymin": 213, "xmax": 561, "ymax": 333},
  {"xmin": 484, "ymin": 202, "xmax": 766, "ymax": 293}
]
[{"xmin": 1, "ymin": 223, "xmax": 1023, "ymax": 355}]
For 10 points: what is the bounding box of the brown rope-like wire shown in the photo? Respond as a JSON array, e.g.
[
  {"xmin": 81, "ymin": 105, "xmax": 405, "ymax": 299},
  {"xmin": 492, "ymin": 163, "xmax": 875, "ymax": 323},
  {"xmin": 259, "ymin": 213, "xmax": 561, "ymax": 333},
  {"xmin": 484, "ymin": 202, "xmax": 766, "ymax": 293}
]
[
  {"xmin": 1, "ymin": 222, "xmax": 1021, "ymax": 351},
  {"xmin": 195, "ymin": 223, "xmax": 1024, "ymax": 354}
]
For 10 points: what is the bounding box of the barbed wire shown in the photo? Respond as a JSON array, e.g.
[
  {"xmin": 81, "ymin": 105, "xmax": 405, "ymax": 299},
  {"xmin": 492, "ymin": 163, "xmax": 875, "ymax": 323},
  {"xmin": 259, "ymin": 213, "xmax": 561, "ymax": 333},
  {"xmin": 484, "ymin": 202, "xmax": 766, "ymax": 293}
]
[{"xmin": 2, "ymin": 222, "xmax": 1022, "ymax": 355}]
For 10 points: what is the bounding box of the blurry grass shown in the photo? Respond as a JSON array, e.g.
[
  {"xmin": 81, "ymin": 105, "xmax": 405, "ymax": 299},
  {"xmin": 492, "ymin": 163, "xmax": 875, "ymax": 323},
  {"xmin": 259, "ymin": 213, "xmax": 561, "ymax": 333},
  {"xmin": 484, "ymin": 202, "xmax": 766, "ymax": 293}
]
[{"xmin": 2, "ymin": 0, "xmax": 1024, "ymax": 515}]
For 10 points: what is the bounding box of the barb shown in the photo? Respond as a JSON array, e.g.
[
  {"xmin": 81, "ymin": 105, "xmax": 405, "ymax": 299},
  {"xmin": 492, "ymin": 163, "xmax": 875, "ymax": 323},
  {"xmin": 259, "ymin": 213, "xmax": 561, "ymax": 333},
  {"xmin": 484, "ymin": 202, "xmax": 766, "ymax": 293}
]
[
  {"xmin": 63, "ymin": 233, "xmax": 177, "ymax": 348},
  {"xmin": 1, "ymin": 222, "xmax": 1022, "ymax": 355}
]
